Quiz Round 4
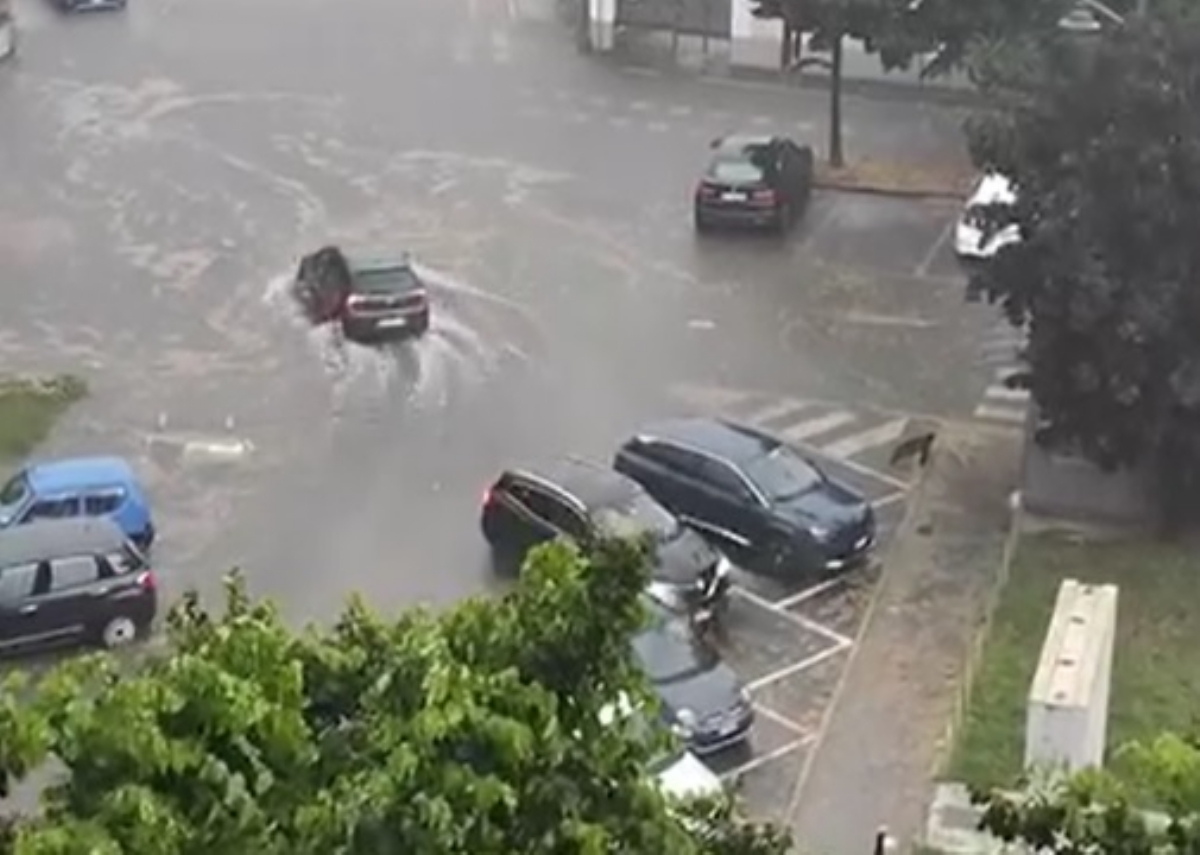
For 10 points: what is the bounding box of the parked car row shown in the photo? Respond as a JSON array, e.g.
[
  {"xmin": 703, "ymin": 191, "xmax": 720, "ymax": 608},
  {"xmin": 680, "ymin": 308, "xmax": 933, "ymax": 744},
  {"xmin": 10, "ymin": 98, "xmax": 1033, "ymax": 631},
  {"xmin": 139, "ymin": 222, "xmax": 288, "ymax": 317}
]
[{"xmin": 481, "ymin": 415, "xmax": 877, "ymax": 759}]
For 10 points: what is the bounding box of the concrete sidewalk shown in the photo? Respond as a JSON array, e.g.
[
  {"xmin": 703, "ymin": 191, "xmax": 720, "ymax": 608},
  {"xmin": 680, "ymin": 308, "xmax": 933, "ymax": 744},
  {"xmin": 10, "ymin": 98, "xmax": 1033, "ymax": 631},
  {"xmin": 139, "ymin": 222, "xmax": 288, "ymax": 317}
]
[{"xmin": 788, "ymin": 424, "xmax": 1021, "ymax": 854}]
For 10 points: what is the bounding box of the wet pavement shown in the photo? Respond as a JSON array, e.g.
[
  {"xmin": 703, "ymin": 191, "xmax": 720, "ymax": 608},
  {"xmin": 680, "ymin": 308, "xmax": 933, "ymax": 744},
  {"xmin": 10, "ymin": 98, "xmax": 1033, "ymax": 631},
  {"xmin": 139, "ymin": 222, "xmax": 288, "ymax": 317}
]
[{"xmin": 1, "ymin": 0, "xmax": 1009, "ymax": 828}]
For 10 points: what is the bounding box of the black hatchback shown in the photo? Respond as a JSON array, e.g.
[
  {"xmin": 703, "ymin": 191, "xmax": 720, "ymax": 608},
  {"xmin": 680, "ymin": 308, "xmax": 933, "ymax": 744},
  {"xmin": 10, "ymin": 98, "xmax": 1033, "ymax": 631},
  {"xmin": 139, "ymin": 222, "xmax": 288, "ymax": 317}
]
[
  {"xmin": 693, "ymin": 134, "xmax": 815, "ymax": 234},
  {"xmin": 0, "ymin": 518, "xmax": 157, "ymax": 655},
  {"xmin": 614, "ymin": 418, "xmax": 875, "ymax": 578},
  {"xmin": 480, "ymin": 458, "xmax": 731, "ymax": 597}
]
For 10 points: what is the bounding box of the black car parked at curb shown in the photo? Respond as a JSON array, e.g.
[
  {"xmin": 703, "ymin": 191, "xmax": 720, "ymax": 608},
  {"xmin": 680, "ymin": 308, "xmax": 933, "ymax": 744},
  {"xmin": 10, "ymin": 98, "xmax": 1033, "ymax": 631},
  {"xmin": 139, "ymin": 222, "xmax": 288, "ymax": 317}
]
[
  {"xmin": 0, "ymin": 518, "xmax": 156, "ymax": 655},
  {"xmin": 614, "ymin": 418, "xmax": 875, "ymax": 579},
  {"xmin": 480, "ymin": 457, "xmax": 732, "ymax": 603},
  {"xmin": 55, "ymin": 0, "xmax": 125, "ymax": 11},
  {"xmin": 693, "ymin": 134, "xmax": 814, "ymax": 235}
]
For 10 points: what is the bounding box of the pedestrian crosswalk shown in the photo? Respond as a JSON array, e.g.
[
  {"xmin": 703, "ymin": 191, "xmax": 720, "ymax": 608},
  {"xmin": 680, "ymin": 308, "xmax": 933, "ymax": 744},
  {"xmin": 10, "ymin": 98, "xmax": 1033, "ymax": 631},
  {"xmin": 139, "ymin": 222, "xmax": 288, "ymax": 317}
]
[
  {"xmin": 668, "ymin": 383, "xmax": 925, "ymax": 480},
  {"xmin": 973, "ymin": 320, "xmax": 1030, "ymax": 428}
]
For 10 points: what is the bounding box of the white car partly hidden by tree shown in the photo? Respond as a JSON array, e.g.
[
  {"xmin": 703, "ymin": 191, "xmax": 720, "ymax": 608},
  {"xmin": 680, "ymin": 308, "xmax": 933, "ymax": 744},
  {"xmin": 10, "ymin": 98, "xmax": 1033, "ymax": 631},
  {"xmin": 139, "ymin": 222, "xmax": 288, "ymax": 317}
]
[{"xmin": 954, "ymin": 173, "xmax": 1021, "ymax": 261}]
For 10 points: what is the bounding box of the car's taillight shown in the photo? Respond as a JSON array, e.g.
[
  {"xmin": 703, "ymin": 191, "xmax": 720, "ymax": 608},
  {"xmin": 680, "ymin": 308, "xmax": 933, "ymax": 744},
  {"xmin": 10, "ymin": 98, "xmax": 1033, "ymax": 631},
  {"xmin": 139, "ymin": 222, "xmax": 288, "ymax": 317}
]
[
  {"xmin": 482, "ymin": 487, "xmax": 494, "ymax": 506},
  {"xmin": 750, "ymin": 188, "xmax": 777, "ymax": 206},
  {"xmin": 695, "ymin": 182, "xmax": 718, "ymax": 199},
  {"xmin": 136, "ymin": 570, "xmax": 156, "ymax": 591}
]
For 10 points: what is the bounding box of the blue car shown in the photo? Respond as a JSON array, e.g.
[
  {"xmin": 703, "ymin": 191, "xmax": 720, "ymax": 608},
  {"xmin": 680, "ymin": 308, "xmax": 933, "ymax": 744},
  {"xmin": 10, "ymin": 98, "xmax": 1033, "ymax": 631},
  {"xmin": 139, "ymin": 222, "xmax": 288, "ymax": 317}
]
[{"xmin": 0, "ymin": 456, "xmax": 155, "ymax": 549}]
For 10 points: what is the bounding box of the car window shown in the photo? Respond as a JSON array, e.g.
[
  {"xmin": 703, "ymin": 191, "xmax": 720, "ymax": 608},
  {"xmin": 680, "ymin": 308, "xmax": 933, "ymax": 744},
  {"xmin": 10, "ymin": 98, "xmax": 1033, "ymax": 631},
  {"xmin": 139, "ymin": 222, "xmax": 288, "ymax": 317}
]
[
  {"xmin": 593, "ymin": 492, "xmax": 681, "ymax": 542},
  {"xmin": 632, "ymin": 624, "xmax": 706, "ymax": 683},
  {"xmin": 0, "ymin": 472, "xmax": 27, "ymax": 508},
  {"xmin": 23, "ymin": 496, "xmax": 80, "ymax": 522},
  {"xmin": 697, "ymin": 458, "xmax": 755, "ymax": 502},
  {"xmin": 646, "ymin": 443, "xmax": 705, "ymax": 479},
  {"xmin": 354, "ymin": 266, "xmax": 420, "ymax": 294},
  {"xmin": 743, "ymin": 447, "xmax": 822, "ymax": 503},
  {"xmin": 84, "ymin": 491, "xmax": 124, "ymax": 516},
  {"xmin": 101, "ymin": 546, "xmax": 144, "ymax": 575},
  {"xmin": 509, "ymin": 484, "xmax": 582, "ymax": 536},
  {"xmin": 49, "ymin": 555, "xmax": 100, "ymax": 591},
  {"xmin": 0, "ymin": 562, "xmax": 39, "ymax": 605}
]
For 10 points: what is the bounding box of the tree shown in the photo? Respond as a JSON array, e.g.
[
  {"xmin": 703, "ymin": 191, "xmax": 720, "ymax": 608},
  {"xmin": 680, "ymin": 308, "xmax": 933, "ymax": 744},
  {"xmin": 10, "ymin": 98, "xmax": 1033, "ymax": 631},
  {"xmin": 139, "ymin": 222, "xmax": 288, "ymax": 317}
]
[
  {"xmin": 963, "ymin": 8, "xmax": 1200, "ymax": 524},
  {"xmin": 0, "ymin": 540, "xmax": 790, "ymax": 855},
  {"xmin": 973, "ymin": 733, "xmax": 1200, "ymax": 853},
  {"xmin": 752, "ymin": 0, "xmax": 894, "ymax": 167}
]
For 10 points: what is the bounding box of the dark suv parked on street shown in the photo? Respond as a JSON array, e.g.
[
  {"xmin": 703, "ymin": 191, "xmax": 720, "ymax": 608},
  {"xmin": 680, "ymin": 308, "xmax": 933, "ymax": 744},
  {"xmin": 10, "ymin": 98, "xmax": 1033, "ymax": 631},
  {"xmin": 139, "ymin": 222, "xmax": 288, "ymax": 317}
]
[
  {"xmin": 0, "ymin": 518, "xmax": 157, "ymax": 655},
  {"xmin": 614, "ymin": 418, "xmax": 875, "ymax": 578}
]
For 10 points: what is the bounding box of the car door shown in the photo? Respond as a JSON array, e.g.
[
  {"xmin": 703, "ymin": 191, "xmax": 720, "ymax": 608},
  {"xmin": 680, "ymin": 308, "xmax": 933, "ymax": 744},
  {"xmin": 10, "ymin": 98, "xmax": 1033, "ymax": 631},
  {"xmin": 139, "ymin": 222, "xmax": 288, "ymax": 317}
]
[
  {"xmin": 494, "ymin": 481, "xmax": 564, "ymax": 558},
  {"xmin": 692, "ymin": 456, "xmax": 773, "ymax": 549},
  {"xmin": 0, "ymin": 561, "xmax": 45, "ymax": 650},
  {"xmin": 27, "ymin": 553, "xmax": 101, "ymax": 644},
  {"xmin": 636, "ymin": 444, "xmax": 754, "ymax": 548},
  {"xmin": 19, "ymin": 495, "xmax": 81, "ymax": 525}
]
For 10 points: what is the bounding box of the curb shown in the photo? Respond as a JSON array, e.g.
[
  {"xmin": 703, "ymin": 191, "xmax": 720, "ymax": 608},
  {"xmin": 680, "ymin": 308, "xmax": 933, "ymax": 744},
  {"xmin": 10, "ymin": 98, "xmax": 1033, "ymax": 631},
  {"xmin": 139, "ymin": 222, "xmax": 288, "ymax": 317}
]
[
  {"xmin": 782, "ymin": 429, "xmax": 943, "ymax": 831},
  {"xmin": 813, "ymin": 179, "xmax": 968, "ymax": 201},
  {"xmin": 611, "ymin": 57, "xmax": 986, "ymax": 109},
  {"xmin": 929, "ymin": 495, "xmax": 1023, "ymax": 782}
]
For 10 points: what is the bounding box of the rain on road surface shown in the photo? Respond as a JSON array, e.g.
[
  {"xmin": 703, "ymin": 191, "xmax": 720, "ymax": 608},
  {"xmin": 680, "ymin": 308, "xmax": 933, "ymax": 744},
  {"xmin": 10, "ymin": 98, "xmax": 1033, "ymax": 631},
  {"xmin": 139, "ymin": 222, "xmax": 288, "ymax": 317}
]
[{"xmin": 0, "ymin": 0, "xmax": 989, "ymax": 620}]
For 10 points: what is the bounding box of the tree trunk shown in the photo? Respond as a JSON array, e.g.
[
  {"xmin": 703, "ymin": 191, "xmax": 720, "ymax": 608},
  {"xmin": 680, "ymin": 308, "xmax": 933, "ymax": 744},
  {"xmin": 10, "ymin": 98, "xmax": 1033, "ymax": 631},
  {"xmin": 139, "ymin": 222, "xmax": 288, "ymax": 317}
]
[
  {"xmin": 829, "ymin": 31, "xmax": 844, "ymax": 168},
  {"xmin": 577, "ymin": 0, "xmax": 591, "ymax": 51}
]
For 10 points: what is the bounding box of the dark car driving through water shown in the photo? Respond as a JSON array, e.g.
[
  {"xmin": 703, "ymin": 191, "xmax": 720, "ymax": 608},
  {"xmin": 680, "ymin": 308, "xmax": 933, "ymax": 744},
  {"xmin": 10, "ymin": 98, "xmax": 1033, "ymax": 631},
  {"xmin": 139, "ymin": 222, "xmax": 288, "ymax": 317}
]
[{"xmin": 292, "ymin": 245, "xmax": 430, "ymax": 344}]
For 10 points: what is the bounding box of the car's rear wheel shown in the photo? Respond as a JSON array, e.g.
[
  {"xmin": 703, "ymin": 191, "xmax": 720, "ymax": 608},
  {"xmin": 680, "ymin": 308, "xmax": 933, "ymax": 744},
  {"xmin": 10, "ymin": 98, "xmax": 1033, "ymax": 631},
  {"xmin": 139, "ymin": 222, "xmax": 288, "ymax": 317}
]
[{"xmin": 99, "ymin": 615, "xmax": 139, "ymax": 649}]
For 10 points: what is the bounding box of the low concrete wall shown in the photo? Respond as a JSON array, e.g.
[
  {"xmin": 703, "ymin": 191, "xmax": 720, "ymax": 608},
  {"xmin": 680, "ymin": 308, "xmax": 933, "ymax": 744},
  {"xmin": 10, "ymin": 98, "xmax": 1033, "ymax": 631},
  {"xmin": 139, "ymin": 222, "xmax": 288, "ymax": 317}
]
[{"xmin": 1020, "ymin": 409, "xmax": 1156, "ymax": 527}]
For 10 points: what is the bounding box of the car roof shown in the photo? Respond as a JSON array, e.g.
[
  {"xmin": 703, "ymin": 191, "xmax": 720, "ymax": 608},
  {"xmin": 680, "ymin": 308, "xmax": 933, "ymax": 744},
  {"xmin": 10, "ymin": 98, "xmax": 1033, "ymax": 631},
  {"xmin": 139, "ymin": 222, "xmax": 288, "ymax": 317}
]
[
  {"xmin": 0, "ymin": 518, "xmax": 127, "ymax": 566},
  {"xmin": 510, "ymin": 458, "xmax": 641, "ymax": 509},
  {"xmin": 25, "ymin": 456, "xmax": 136, "ymax": 494},
  {"xmin": 341, "ymin": 249, "xmax": 413, "ymax": 273},
  {"xmin": 714, "ymin": 134, "xmax": 776, "ymax": 154},
  {"xmin": 630, "ymin": 418, "xmax": 774, "ymax": 466},
  {"xmin": 968, "ymin": 173, "xmax": 1016, "ymax": 206}
]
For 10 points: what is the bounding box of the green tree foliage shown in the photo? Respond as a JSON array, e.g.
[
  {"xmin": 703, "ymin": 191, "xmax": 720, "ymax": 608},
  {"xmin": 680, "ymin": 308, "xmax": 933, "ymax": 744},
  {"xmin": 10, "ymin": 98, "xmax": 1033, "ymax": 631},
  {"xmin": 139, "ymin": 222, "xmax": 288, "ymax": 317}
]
[
  {"xmin": 974, "ymin": 733, "xmax": 1200, "ymax": 852},
  {"xmin": 0, "ymin": 540, "xmax": 790, "ymax": 855},
  {"xmin": 964, "ymin": 10, "xmax": 1200, "ymax": 523}
]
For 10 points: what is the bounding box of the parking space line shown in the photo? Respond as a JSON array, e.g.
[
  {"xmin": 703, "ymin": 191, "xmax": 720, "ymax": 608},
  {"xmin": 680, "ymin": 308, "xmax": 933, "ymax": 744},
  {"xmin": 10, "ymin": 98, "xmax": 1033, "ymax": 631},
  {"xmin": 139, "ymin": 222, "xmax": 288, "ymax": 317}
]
[
  {"xmin": 771, "ymin": 576, "xmax": 845, "ymax": 610},
  {"xmin": 744, "ymin": 641, "xmax": 851, "ymax": 692},
  {"xmin": 914, "ymin": 216, "xmax": 956, "ymax": 279},
  {"xmin": 719, "ymin": 735, "xmax": 815, "ymax": 782},
  {"xmin": 751, "ymin": 701, "xmax": 809, "ymax": 737},
  {"xmin": 735, "ymin": 587, "xmax": 855, "ymax": 648},
  {"xmin": 871, "ymin": 491, "xmax": 907, "ymax": 512}
]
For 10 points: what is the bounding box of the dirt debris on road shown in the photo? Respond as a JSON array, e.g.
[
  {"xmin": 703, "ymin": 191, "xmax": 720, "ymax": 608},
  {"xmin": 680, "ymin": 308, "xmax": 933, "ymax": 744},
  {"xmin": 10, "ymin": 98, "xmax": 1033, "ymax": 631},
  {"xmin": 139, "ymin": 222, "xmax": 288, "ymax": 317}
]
[{"xmin": 787, "ymin": 423, "xmax": 1021, "ymax": 853}]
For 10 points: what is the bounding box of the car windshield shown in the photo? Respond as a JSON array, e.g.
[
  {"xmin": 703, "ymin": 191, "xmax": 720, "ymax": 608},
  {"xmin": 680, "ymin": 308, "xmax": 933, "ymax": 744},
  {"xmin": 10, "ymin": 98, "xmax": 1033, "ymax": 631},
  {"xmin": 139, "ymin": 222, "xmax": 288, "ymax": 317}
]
[
  {"xmin": 594, "ymin": 493, "xmax": 681, "ymax": 542},
  {"xmin": 743, "ymin": 446, "xmax": 822, "ymax": 504},
  {"xmin": 355, "ymin": 266, "xmax": 420, "ymax": 294},
  {"xmin": 632, "ymin": 623, "xmax": 703, "ymax": 684},
  {"xmin": 0, "ymin": 473, "xmax": 27, "ymax": 508}
]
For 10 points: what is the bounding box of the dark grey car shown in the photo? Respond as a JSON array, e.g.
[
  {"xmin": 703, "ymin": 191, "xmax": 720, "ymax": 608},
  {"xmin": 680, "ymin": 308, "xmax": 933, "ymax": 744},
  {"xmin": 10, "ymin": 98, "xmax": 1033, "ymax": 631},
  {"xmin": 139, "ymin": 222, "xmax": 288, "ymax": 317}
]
[{"xmin": 635, "ymin": 597, "xmax": 753, "ymax": 755}]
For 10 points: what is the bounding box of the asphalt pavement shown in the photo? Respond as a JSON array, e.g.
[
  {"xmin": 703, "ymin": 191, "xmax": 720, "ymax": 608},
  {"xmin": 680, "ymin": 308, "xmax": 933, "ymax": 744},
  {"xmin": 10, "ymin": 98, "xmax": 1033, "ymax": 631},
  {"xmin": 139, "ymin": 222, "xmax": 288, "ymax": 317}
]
[{"xmin": 1, "ymin": 0, "xmax": 1015, "ymax": 834}]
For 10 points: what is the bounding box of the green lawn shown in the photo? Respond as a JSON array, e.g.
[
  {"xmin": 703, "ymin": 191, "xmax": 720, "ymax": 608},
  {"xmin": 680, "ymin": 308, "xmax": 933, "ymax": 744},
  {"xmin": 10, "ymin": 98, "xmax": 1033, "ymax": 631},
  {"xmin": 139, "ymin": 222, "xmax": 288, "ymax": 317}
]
[
  {"xmin": 0, "ymin": 375, "xmax": 87, "ymax": 464},
  {"xmin": 946, "ymin": 531, "xmax": 1200, "ymax": 798}
]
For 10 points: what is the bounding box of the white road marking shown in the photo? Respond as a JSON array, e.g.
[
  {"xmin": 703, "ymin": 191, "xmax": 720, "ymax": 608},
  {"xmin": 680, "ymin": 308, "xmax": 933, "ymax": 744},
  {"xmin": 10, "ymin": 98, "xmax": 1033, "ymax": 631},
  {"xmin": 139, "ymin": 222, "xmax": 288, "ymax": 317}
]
[
  {"xmin": 871, "ymin": 491, "xmax": 908, "ymax": 511},
  {"xmin": 780, "ymin": 411, "xmax": 855, "ymax": 443},
  {"xmin": 492, "ymin": 32, "xmax": 512, "ymax": 64},
  {"xmin": 749, "ymin": 115, "xmax": 773, "ymax": 126},
  {"xmin": 914, "ymin": 217, "xmax": 956, "ymax": 279},
  {"xmin": 719, "ymin": 736, "xmax": 813, "ymax": 781},
  {"xmin": 771, "ymin": 576, "xmax": 846, "ymax": 610},
  {"xmin": 974, "ymin": 404, "xmax": 1026, "ymax": 424},
  {"xmin": 818, "ymin": 417, "xmax": 909, "ymax": 460},
  {"xmin": 741, "ymin": 398, "xmax": 811, "ymax": 425},
  {"xmin": 668, "ymin": 104, "xmax": 693, "ymax": 117},
  {"xmin": 743, "ymin": 641, "xmax": 852, "ymax": 692},
  {"xmin": 751, "ymin": 702, "xmax": 810, "ymax": 736},
  {"xmin": 735, "ymin": 586, "xmax": 855, "ymax": 648}
]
